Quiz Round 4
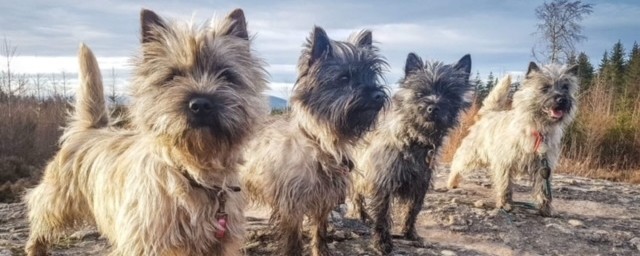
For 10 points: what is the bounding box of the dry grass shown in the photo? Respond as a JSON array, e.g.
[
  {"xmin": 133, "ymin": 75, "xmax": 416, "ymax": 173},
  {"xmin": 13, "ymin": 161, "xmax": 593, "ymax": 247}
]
[
  {"xmin": 559, "ymin": 79, "xmax": 640, "ymax": 183},
  {"xmin": 0, "ymin": 96, "xmax": 68, "ymax": 202}
]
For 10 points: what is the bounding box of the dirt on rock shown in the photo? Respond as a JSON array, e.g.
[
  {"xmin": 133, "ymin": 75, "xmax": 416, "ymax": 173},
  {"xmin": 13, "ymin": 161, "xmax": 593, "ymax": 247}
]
[{"xmin": 1, "ymin": 170, "xmax": 639, "ymax": 255}]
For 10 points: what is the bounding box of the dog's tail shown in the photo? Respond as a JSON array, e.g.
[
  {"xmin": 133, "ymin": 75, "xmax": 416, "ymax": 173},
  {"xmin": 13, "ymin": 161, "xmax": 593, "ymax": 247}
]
[
  {"xmin": 478, "ymin": 74, "xmax": 512, "ymax": 116},
  {"xmin": 72, "ymin": 43, "xmax": 108, "ymax": 130}
]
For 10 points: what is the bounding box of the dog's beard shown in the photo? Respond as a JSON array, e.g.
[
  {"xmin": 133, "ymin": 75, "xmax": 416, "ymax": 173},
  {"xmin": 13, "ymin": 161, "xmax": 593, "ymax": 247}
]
[
  {"xmin": 335, "ymin": 92, "xmax": 386, "ymax": 139},
  {"xmin": 188, "ymin": 106, "xmax": 249, "ymax": 144},
  {"xmin": 341, "ymin": 105, "xmax": 383, "ymax": 138}
]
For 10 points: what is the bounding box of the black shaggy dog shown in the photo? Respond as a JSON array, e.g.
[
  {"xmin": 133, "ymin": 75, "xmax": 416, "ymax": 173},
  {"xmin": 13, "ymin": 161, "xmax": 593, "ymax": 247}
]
[{"xmin": 350, "ymin": 53, "xmax": 473, "ymax": 254}]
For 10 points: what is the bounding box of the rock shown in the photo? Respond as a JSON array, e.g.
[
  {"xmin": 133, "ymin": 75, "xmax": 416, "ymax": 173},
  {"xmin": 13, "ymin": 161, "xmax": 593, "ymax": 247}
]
[
  {"xmin": 629, "ymin": 237, "xmax": 640, "ymax": 251},
  {"xmin": 70, "ymin": 230, "xmax": 100, "ymax": 240},
  {"xmin": 450, "ymin": 198, "xmax": 458, "ymax": 204},
  {"xmin": 434, "ymin": 187, "xmax": 448, "ymax": 193},
  {"xmin": 415, "ymin": 248, "xmax": 429, "ymax": 254},
  {"xmin": 447, "ymin": 215, "xmax": 458, "ymax": 225},
  {"xmin": 487, "ymin": 208, "xmax": 503, "ymax": 217},
  {"xmin": 449, "ymin": 225, "xmax": 468, "ymax": 232},
  {"xmin": 567, "ymin": 219, "xmax": 584, "ymax": 228},
  {"xmin": 441, "ymin": 249, "xmax": 457, "ymax": 256},
  {"xmin": 330, "ymin": 210, "xmax": 343, "ymax": 221},
  {"xmin": 585, "ymin": 230, "xmax": 609, "ymax": 243},
  {"xmin": 393, "ymin": 249, "xmax": 409, "ymax": 255},
  {"xmin": 0, "ymin": 248, "xmax": 12, "ymax": 256},
  {"xmin": 352, "ymin": 244, "xmax": 367, "ymax": 254},
  {"xmin": 333, "ymin": 230, "xmax": 347, "ymax": 241},
  {"xmin": 473, "ymin": 200, "xmax": 485, "ymax": 208},
  {"xmin": 545, "ymin": 223, "xmax": 573, "ymax": 235},
  {"xmin": 337, "ymin": 204, "xmax": 348, "ymax": 216}
]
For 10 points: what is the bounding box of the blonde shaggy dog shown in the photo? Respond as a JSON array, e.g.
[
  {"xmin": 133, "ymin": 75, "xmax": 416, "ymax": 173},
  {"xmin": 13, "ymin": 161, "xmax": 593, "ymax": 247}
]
[
  {"xmin": 447, "ymin": 62, "xmax": 578, "ymax": 216},
  {"xmin": 24, "ymin": 9, "xmax": 268, "ymax": 256}
]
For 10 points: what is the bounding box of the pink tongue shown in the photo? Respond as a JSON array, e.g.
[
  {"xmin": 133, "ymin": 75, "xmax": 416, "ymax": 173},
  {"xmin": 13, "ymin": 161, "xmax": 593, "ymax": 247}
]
[{"xmin": 551, "ymin": 109, "xmax": 564, "ymax": 118}]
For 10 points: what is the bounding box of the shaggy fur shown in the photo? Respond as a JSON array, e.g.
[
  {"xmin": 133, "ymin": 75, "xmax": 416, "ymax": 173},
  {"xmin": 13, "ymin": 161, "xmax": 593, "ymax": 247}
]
[
  {"xmin": 447, "ymin": 62, "xmax": 579, "ymax": 216},
  {"xmin": 24, "ymin": 9, "xmax": 268, "ymax": 256},
  {"xmin": 241, "ymin": 26, "xmax": 388, "ymax": 256},
  {"xmin": 351, "ymin": 53, "xmax": 472, "ymax": 254}
]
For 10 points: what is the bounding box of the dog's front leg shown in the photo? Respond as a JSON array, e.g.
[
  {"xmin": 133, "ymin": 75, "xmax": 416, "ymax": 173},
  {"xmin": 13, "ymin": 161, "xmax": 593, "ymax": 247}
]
[
  {"xmin": 370, "ymin": 190, "xmax": 393, "ymax": 254},
  {"xmin": 401, "ymin": 188, "xmax": 426, "ymax": 242},
  {"xmin": 533, "ymin": 157, "xmax": 553, "ymax": 216},
  {"xmin": 274, "ymin": 210, "xmax": 304, "ymax": 256},
  {"xmin": 310, "ymin": 209, "xmax": 333, "ymax": 256}
]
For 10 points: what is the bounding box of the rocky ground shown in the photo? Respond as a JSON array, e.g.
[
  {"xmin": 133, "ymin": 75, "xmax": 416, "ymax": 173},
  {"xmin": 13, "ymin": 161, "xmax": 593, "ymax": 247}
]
[{"xmin": 1, "ymin": 170, "xmax": 639, "ymax": 256}]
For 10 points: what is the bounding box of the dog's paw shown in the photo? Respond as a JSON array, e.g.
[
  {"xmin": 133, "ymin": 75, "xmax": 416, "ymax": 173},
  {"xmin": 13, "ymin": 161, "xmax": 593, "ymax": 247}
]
[
  {"xmin": 373, "ymin": 239, "xmax": 393, "ymax": 255},
  {"xmin": 403, "ymin": 230, "xmax": 423, "ymax": 242},
  {"xmin": 497, "ymin": 202, "xmax": 513, "ymax": 212},
  {"xmin": 538, "ymin": 204, "xmax": 553, "ymax": 217},
  {"xmin": 311, "ymin": 245, "xmax": 334, "ymax": 256}
]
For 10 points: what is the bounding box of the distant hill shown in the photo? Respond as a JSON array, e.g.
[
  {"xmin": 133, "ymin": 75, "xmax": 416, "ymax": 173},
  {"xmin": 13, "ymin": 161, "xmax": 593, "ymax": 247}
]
[{"xmin": 269, "ymin": 96, "xmax": 288, "ymax": 110}]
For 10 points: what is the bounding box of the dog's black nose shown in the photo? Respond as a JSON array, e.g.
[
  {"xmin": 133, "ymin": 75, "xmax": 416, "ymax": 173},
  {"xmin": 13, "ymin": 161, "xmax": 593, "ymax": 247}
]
[
  {"xmin": 555, "ymin": 97, "xmax": 567, "ymax": 105},
  {"xmin": 426, "ymin": 105, "xmax": 439, "ymax": 114},
  {"xmin": 371, "ymin": 91, "xmax": 386, "ymax": 103},
  {"xmin": 189, "ymin": 97, "xmax": 213, "ymax": 114}
]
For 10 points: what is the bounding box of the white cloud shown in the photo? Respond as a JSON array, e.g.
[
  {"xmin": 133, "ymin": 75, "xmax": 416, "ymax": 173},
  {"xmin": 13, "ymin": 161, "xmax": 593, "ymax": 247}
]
[{"xmin": 6, "ymin": 56, "xmax": 130, "ymax": 74}]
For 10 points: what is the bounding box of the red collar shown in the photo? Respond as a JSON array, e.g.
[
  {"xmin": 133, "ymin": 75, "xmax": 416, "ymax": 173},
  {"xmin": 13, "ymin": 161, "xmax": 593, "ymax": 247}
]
[{"xmin": 532, "ymin": 130, "xmax": 544, "ymax": 152}]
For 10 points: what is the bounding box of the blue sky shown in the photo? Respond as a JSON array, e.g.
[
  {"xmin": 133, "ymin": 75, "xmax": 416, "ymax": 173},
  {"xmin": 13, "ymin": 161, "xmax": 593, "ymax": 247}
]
[{"xmin": 1, "ymin": 0, "xmax": 638, "ymax": 97}]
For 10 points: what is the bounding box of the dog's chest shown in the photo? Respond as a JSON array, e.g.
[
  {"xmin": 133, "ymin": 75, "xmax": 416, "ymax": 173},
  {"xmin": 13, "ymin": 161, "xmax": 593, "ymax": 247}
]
[{"xmin": 387, "ymin": 143, "xmax": 433, "ymax": 183}]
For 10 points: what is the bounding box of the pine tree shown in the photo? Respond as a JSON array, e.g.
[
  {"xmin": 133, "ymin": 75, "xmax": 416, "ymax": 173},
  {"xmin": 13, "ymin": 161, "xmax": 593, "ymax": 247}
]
[
  {"xmin": 472, "ymin": 71, "xmax": 484, "ymax": 103},
  {"xmin": 624, "ymin": 41, "xmax": 640, "ymax": 98},
  {"xmin": 598, "ymin": 51, "xmax": 609, "ymax": 74},
  {"xmin": 482, "ymin": 72, "xmax": 495, "ymax": 103},
  {"xmin": 568, "ymin": 52, "xmax": 577, "ymax": 65},
  {"xmin": 608, "ymin": 40, "xmax": 627, "ymax": 94},
  {"xmin": 576, "ymin": 52, "xmax": 594, "ymax": 89}
]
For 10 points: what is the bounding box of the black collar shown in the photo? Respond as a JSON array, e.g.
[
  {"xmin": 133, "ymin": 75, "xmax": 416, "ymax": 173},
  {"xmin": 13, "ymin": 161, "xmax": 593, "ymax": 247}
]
[{"xmin": 183, "ymin": 172, "xmax": 241, "ymax": 193}]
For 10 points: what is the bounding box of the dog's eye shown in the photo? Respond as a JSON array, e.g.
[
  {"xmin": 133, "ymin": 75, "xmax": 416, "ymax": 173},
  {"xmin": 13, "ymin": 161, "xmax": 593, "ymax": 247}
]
[
  {"xmin": 168, "ymin": 69, "xmax": 183, "ymax": 82},
  {"xmin": 339, "ymin": 74, "xmax": 350, "ymax": 83},
  {"xmin": 219, "ymin": 70, "xmax": 234, "ymax": 81},
  {"xmin": 542, "ymin": 84, "xmax": 551, "ymax": 92}
]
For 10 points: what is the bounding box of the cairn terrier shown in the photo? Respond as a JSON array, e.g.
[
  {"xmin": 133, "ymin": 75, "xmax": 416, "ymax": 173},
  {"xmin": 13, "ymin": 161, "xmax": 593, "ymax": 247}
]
[
  {"xmin": 24, "ymin": 9, "xmax": 268, "ymax": 256},
  {"xmin": 241, "ymin": 26, "xmax": 388, "ymax": 256},
  {"xmin": 350, "ymin": 53, "xmax": 472, "ymax": 254},
  {"xmin": 447, "ymin": 62, "xmax": 579, "ymax": 216}
]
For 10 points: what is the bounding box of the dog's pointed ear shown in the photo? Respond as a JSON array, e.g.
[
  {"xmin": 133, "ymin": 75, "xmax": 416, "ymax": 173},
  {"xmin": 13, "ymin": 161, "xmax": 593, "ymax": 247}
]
[
  {"xmin": 141, "ymin": 9, "xmax": 166, "ymax": 43},
  {"xmin": 309, "ymin": 26, "xmax": 332, "ymax": 65},
  {"xmin": 221, "ymin": 8, "xmax": 249, "ymax": 40},
  {"xmin": 351, "ymin": 30, "xmax": 372, "ymax": 48},
  {"xmin": 454, "ymin": 54, "xmax": 472, "ymax": 75},
  {"xmin": 567, "ymin": 64, "xmax": 579, "ymax": 76},
  {"xmin": 405, "ymin": 53, "xmax": 423, "ymax": 76},
  {"xmin": 527, "ymin": 62, "xmax": 541, "ymax": 76}
]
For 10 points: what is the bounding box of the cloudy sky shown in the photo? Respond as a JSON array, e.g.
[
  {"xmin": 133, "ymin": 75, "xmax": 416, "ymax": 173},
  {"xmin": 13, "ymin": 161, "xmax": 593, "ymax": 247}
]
[{"xmin": 1, "ymin": 0, "xmax": 638, "ymax": 98}]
